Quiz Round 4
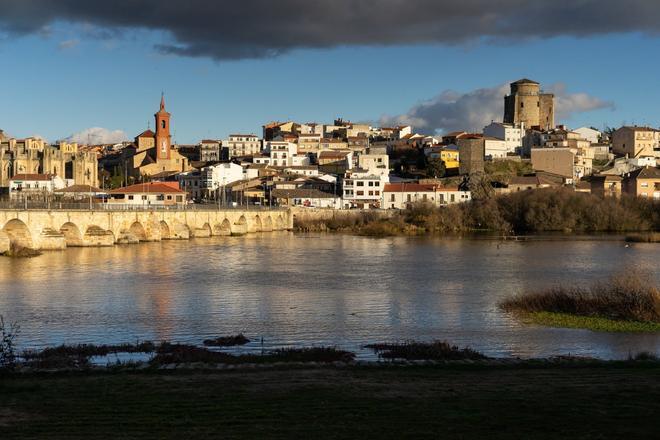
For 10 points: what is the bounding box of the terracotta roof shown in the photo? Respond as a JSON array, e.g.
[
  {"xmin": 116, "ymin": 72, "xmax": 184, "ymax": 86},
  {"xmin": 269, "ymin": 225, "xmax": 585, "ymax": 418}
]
[
  {"xmin": 512, "ymin": 78, "xmax": 540, "ymax": 85},
  {"xmin": 136, "ymin": 129, "xmax": 155, "ymax": 138},
  {"xmin": 626, "ymin": 166, "xmax": 660, "ymax": 180},
  {"xmin": 109, "ymin": 182, "xmax": 185, "ymax": 194},
  {"xmin": 385, "ymin": 183, "xmax": 442, "ymax": 193},
  {"xmin": 200, "ymin": 139, "xmax": 221, "ymax": 144},
  {"xmin": 10, "ymin": 174, "xmax": 53, "ymax": 181}
]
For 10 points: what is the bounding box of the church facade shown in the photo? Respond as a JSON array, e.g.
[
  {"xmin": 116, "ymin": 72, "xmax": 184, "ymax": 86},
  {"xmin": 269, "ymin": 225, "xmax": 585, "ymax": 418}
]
[
  {"xmin": 128, "ymin": 96, "xmax": 191, "ymax": 178},
  {"xmin": 0, "ymin": 132, "xmax": 98, "ymax": 191}
]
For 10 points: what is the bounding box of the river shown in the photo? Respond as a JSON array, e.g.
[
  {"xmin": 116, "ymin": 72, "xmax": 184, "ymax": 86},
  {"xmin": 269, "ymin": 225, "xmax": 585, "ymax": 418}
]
[{"xmin": 0, "ymin": 233, "xmax": 658, "ymax": 359}]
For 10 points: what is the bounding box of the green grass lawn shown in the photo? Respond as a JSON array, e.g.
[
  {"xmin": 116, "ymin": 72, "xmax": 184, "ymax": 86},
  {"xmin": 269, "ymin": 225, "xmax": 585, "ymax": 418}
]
[
  {"xmin": 1, "ymin": 365, "xmax": 659, "ymax": 439},
  {"xmin": 528, "ymin": 312, "xmax": 660, "ymax": 333}
]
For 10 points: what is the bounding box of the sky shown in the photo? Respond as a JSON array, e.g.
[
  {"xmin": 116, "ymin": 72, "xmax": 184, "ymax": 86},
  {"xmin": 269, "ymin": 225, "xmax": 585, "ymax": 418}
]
[{"xmin": 0, "ymin": 1, "xmax": 659, "ymax": 144}]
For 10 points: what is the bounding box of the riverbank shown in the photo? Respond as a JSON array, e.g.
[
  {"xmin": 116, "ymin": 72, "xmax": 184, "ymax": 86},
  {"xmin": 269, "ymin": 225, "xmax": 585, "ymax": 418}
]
[
  {"xmin": 294, "ymin": 188, "xmax": 660, "ymax": 236},
  {"xmin": 1, "ymin": 363, "xmax": 659, "ymax": 439}
]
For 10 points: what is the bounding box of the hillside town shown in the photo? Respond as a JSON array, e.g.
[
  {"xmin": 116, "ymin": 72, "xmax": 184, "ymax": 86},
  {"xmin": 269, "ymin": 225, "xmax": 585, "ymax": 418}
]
[{"xmin": 2, "ymin": 79, "xmax": 659, "ymax": 209}]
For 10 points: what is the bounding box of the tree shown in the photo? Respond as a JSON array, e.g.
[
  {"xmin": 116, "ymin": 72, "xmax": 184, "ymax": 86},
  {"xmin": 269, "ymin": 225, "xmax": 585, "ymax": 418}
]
[{"xmin": 426, "ymin": 158, "xmax": 446, "ymax": 178}]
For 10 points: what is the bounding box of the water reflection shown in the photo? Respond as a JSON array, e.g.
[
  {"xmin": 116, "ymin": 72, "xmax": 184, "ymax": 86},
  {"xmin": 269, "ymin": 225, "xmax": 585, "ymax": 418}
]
[{"xmin": 0, "ymin": 233, "xmax": 658, "ymax": 359}]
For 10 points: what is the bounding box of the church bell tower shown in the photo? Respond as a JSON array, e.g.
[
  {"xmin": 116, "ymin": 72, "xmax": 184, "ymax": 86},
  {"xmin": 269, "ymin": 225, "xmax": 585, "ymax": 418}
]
[{"xmin": 155, "ymin": 94, "xmax": 172, "ymax": 160}]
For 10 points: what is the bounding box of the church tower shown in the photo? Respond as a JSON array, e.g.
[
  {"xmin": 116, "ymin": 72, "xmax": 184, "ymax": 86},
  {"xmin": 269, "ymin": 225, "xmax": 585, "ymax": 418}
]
[{"xmin": 155, "ymin": 94, "xmax": 172, "ymax": 161}]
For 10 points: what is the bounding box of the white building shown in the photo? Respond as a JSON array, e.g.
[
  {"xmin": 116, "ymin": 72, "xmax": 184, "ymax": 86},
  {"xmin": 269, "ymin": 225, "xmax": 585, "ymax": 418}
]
[
  {"xmin": 483, "ymin": 122, "xmax": 523, "ymax": 154},
  {"xmin": 484, "ymin": 137, "xmax": 509, "ymax": 159},
  {"xmin": 203, "ymin": 162, "xmax": 244, "ymax": 188},
  {"xmin": 224, "ymin": 134, "xmax": 261, "ymax": 158},
  {"xmin": 382, "ymin": 183, "xmax": 472, "ymax": 210},
  {"xmin": 108, "ymin": 182, "xmax": 186, "ymax": 206},
  {"xmin": 342, "ymin": 168, "xmax": 389, "ymax": 209},
  {"xmin": 9, "ymin": 174, "xmax": 69, "ymax": 198},
  {"xmin": 266, "ymin": 141, "xmax": 298, "ymax": 167},
  {"xmin": 573, "ymin": 127, "xmax": 602, "ymax": 144},
  {"xmin": 358, "ymin": 154, "xmax": 389, "ymax": 176}
]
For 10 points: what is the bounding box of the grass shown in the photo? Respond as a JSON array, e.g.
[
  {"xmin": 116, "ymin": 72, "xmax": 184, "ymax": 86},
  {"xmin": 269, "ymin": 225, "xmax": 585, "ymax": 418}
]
[
  {"xmin": 0, "ymin": 365, "xmax": 658, "ymax": 439},
  {"xmin": 365, "ymin": 341, "xmax": 488, "ymax": 361},
  {"xmin": 501, "ymin": 271, "xmax": 660, "ymax": 331},
  {"xmin": 523, "ymin": 312, "xmax": 660, "ymax": 333}
]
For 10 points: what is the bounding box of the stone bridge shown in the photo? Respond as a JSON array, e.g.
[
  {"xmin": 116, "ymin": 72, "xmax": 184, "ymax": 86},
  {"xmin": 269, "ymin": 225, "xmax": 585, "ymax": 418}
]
[{"xmin": 0, "ymin": 208, "xmax": 293, "ymax": 251}]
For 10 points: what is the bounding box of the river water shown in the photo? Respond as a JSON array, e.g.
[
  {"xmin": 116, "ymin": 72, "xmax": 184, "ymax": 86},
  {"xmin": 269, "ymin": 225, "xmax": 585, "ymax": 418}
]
[{"xmin": 0, "ymin": 233, "xmax": 658, "ymax": 359}]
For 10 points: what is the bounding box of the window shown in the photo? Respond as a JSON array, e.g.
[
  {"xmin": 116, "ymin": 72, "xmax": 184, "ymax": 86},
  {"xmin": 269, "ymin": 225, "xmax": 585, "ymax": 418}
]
[
  {"xmin": 142, "ymin": 195, "xmax": 148, "ymax": 201},
  {"xmin": 407, "ymin": 194, "xmax": 411, "ymax": 202},
  {"xmin": 368, "ymin": 182, "xmax": 374, "ymax": 187},
  {"xmin": 390, "ymin": 194, "xmax": 395, "ymax": 202},
  {"xmin": 357, "ymin": 181, "xmax": 364, "ymax": 187},
  {"xmin": 357, "ymin": 191, "xmax": 364, "ymax": 196},
  {"xmin": 128, "ymin": 195, "xmax": 134, "ymax": 200},
  {"xmin": 161, "ymin": 120, "xmax": 166, "ymax": 129}
]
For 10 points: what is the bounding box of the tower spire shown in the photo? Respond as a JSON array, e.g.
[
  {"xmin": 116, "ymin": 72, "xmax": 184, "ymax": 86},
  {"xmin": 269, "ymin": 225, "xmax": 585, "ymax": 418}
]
[{"xmin": 160, "ymin": 92, "xmax": 165, "ymax": 111}]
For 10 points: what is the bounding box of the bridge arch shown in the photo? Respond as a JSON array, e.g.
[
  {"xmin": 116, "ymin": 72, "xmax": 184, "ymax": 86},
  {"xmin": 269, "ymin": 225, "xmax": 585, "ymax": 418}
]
[
  {"xmin": 234, "ymin": 215, "xmax": 248, "ymax": 235},
  {"xmin": 3, "ymin": 219, "xmax": 34, "ymax": 249},
  {"xmin": 129, "ymin": 222, "xmax": 147, "ymax": 242},
  {"xmin": 160, "ymin": 221, "xmax": 171, "ymax": 240},
  {"xmin": 213, "ymin": 219, "xmax": 232, "ymax": 236},
  {"xmin": 60, "ymin": 222, "xmax": 83, "ymax": 247},
  {"xmin": 196, "ymin": 223, "xmax": 212, "ymax": 238}
]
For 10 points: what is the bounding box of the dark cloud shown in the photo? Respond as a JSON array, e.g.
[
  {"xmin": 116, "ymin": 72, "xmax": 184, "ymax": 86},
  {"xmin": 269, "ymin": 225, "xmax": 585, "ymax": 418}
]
[
  {"xmin": 379, "ymin": 83, "xmax": 614, "ymax": 134},
  {"xmin": 0, "ymin": 1, "xmax": 659, "ymax": 60}
]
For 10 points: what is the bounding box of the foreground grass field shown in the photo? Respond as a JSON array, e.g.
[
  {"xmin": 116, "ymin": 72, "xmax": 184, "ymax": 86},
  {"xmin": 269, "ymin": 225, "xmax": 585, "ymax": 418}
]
[{"xmin": 1, "ymin": 364, "xmax": 659, "ymax": 439}]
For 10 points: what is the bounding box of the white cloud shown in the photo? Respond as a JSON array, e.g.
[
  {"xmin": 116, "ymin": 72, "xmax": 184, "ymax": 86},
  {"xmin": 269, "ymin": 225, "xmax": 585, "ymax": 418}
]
[
  {"xmin": 380, "ymin": 82, "xmax": 613, "ymax": 134},
  {"xmin": 58, "ymin": 38, "xmax": 80, "ymax": 50},
  {"xmin": 66, "ymin": 127, "xmax": 128, "ymax": 145}
]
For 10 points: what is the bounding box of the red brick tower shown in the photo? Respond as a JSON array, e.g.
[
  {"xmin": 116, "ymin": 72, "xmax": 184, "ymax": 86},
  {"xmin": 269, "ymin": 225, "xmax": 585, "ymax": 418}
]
[{"xmin": 155, "ymin": 94, "xmax": 172, "ymax": 160}]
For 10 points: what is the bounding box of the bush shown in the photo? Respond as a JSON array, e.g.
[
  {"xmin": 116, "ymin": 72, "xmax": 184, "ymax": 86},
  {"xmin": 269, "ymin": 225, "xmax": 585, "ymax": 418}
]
[
  {"xmin": 501, "ymin": 271, "xmax": 660, "ymax": 323},
  {"xmin": 0, "ymin": 316, "xmax": 20, "ymax": 371},
  {"xmin": 203, "ymin": 334, "xmax": 250, "ymax": 347},
  {"xmin": 365, "ymin": 341, "xmax": 487, "ymax": 361}
]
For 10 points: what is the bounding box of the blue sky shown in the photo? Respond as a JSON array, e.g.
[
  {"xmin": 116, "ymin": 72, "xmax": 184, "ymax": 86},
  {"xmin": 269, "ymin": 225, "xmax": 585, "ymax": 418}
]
[{"xmin": 0, "ymin": 26, "xmax": 657, "ymax": 144}]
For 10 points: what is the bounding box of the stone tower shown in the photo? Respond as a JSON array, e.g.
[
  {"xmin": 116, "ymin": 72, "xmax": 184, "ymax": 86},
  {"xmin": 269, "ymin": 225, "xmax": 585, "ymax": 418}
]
[
  {"xmin": 155, "ymin": 94, "xmax": 172, "ymax": 161},
  {"xmin": 503, "ymin": 79, "xmax": 555, "ymax": 131}
]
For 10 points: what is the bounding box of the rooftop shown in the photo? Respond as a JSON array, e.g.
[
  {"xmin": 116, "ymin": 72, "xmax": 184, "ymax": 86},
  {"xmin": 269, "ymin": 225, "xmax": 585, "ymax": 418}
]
[{"xmin": 109, "ymin": 182, "xmax": 185, "ymax": 195}]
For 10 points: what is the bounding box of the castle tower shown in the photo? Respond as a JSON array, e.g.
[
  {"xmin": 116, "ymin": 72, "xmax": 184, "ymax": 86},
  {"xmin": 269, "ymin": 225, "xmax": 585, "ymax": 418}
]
[
  {"xmin": 155, "ymin": 94, "xmax": 172, "ymax": 161},
  {"xmin": 503, "ymin": 79, "xmax": 555, "ymax": 131}
]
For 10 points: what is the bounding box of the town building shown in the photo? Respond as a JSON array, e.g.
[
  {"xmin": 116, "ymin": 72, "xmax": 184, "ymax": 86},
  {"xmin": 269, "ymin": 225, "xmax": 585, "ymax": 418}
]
[
  {"xmin": 199, "ymin": 140, "xmax": 222, "ymax": 162},
  {"xmin": 8, "ymin": 174, "xmax": 68, "ymax": 199},
  {"xmin": 266, "ymin": 141, "xmax": 298, "ymax": 167},
  {"xmin": 531, "ymin": 148, "xmax": 591, "ymax": 181},
  {"xmin": 128, "ymin": 96, "xmax": 192, "ymax": 178},
  {"xmin": 271, "ymin": 188, "xmax": 341, "ymax": 209},
  {"xmin": 108, "ymin": 182, "xmax": 187, "ymax": 206},
  {"xmin": 590, "ymin": 175, "xmax": 622, "ymax": 198},
  {"xmin": 224, "ymin": 134, "xmax": 261, "ymax": 158},
  {"xmin": 0, "ymin": 137, "xmax": 98, "ymax": 192},
  {"xmin": 382, "ymin": 183, "xmax": 471, "ymax": 209},
  {"xmin": 622, "ymin": 166, "xmax": 660, "ymax": 198},
  {"xmin": 612, "ymin": 126, "xmax": 660, "ymax": 158},
  {"xmin": 342, "ymin": 168, "xmax": 389, "ymax": 209},
  {"xmin": 484, "ymin": 137, "xmax": 508, "ymax": 159},
  {"xmin": 504, "ymin": 78, "xmax": 555, "ymax": 131},
  {"xmin": 318, "ymin": 150, "xmax": 353, "ymax": 175},
  {"xmin": 483, "ymin": 122, "xmax": 523, "ymax": 154},
  {"xmin": 573, "ymin": 127, "xmax": 602, "ymax": 144}
]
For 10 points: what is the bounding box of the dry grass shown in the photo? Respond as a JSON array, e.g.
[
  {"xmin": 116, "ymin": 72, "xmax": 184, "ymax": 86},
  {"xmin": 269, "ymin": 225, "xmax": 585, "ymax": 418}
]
[{"xmin": 501, "ymin": 271, "xmax": 660, "ymax": 324}]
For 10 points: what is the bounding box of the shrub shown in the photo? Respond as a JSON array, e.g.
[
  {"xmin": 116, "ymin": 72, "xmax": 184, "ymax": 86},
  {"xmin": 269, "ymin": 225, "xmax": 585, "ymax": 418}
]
[
  {"xmin": 0, "ymin": 316, "xmax": 20, "ymax": 371},
  {"xmin": 365, "ymin": 341, "xmax": 487, "ymax": 361},
  {"xmin": 501, "ymin": 271, "xmax": 660, "ymax": 323}
]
